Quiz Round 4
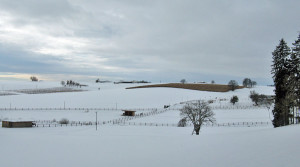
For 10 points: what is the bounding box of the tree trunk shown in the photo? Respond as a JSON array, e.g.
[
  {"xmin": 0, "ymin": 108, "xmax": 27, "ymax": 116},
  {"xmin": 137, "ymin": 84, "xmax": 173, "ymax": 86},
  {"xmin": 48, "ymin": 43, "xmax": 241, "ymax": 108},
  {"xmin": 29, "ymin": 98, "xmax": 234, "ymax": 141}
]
[{"xmin": 194, "ymin": 125, "xmax": 200, "ymax": 135}]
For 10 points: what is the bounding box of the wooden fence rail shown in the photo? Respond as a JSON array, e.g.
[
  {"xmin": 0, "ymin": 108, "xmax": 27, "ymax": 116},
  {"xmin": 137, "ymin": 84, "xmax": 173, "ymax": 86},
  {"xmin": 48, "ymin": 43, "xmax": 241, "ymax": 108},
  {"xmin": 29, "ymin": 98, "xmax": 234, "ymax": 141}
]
[
  {"xmin": 30, "ymin": 121, "xmax": 271, "ymax": 128},
  {"xmin": 0, "ymin": 105, "xmax": 267, "ymax": 111}
]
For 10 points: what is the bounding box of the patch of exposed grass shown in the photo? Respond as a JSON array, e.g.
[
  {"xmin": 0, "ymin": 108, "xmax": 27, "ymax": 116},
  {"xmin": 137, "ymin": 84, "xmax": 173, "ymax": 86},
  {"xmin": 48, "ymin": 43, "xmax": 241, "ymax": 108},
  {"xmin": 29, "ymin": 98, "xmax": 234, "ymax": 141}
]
[{"xmin": 126, "ymin": 83, "xmax": 244, "ymax": 92}]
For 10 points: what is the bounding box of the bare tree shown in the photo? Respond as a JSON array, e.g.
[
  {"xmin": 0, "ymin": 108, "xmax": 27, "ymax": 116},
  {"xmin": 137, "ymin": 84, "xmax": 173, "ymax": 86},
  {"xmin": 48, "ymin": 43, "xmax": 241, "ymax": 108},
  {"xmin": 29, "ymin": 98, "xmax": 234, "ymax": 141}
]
[
  {"xmin": 30, "ymin": 76, "xmax": 38, "ymax": 82},
  {"xmin": 243, "ymin": 78, "xmax": 252, "ymax": 88},
  {"xmin": 61, "ymin": 81, "xmax": 65, "ymax": 86},
  {"xmin": 251, "ymin": 81, "xmax": 257, "ymax": 87},
  {"xmin": 180, "ymin": 79, "xmax": 186, "ymax": 84},
  {"xmin": 180, "ymin": 100, "xmax": 215, "ymax": 135},
  {"xmin": 228, "ymin": 80, "xmax": 238, "ymax": 91},
  {"xmin": 249, "ymin": 91, "xmax": 269, "ymax": 106}
]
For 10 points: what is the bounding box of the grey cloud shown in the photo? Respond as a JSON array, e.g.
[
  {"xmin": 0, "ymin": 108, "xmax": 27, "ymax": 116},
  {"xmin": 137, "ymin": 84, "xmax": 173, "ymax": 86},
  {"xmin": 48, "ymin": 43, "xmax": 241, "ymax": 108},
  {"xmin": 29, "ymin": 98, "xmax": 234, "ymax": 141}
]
[
  {"xmin": 0, "ymin": 0, "xmax": 299, "ymax": 84},
  {"xmin": 0, "ymin": 45, "xmax": 58, "ymax": 74},
  {"xmin": 0, "ymin": 0, "xmax": 77, "ymax": 19}
]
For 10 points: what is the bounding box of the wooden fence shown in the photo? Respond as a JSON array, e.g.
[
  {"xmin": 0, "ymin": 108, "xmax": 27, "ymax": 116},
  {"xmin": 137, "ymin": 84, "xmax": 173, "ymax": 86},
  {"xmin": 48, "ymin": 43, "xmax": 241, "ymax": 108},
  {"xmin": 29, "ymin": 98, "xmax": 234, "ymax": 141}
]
[
  {"xmin": 30, "ymin": 121, "xmax": 271, "ymax": 128},
  {"xmin": 0, "ymin": 107, "xmax": 159, "ymax": 111},
  {"xmin": 0, "ymin": 105, "xmax": 266, "ymax": 111}
]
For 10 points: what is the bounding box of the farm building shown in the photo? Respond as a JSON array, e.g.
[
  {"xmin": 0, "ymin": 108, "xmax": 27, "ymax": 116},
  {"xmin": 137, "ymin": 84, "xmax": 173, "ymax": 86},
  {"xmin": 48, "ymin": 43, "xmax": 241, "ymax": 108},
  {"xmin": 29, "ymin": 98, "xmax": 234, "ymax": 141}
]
[
  {"xmin": 122, "ymin": 110, "xmax": 136, "ymax": 116},
  {"xmin": 2, "ymin": 121, "xmax": 34, "ymax": 128}
]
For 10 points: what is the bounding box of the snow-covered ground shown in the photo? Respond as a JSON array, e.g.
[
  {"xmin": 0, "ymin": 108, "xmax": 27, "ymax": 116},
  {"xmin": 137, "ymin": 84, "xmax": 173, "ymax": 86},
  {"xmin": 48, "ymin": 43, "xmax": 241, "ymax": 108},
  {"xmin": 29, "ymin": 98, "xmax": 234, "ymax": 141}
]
[
  {"xmin": 1, "ymin": 125, "xmax": 299, "ymax": 167},
  {"xmin": 1, "ymin": 81, "xmax": 298, "ymax": 167}
]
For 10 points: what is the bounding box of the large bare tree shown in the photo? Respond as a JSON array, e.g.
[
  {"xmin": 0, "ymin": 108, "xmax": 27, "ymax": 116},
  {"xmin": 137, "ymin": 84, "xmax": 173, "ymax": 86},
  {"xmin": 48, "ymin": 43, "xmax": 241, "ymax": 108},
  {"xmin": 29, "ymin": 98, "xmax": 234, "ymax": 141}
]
[{"xmin": 180, "ymin": 100, "xmax": 215, "ymax": 135}]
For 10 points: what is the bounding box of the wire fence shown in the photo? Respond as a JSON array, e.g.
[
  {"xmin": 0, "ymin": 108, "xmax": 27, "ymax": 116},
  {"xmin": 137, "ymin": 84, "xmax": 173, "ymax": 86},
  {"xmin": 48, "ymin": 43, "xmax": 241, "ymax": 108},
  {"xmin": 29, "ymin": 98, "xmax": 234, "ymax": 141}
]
[
  {"xmin": 210, "ymin": 105, "xmax": 267, "ymax": 110},
  {"xmin": 30, "ymin": 121, "xmax": 271, "ymax": 128},
  {"xmin": 31, "ymin": 108, "xmax": 168, "ymax": 126},
  {"xmin": 0, "ymin": 104, "xmax": 272, "ymax": 129},
  {"xmin": 0, "ymin": 107, "xmax": 160, "ymax": 111},
  {"xmin": 117, "ymin": 121, "xmax": 271, "ymax": 127},
  {"xmin": 0, "ymin": 105, "xmax": 267, "ymax": 111}
]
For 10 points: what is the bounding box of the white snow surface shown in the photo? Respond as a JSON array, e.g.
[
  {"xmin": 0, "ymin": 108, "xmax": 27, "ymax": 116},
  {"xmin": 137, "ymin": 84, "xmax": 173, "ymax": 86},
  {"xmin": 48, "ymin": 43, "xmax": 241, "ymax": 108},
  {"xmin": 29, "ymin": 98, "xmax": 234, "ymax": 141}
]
[{"xmin": 1, "ymin": 81, "xmax": 298, "ymax": 167}]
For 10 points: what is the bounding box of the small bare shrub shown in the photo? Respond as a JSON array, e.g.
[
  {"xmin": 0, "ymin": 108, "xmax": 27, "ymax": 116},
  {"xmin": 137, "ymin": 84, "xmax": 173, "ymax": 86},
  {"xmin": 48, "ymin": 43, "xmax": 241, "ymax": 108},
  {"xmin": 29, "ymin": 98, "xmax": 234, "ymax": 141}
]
[
  {"xmin": 177, "ymin": 118, "xmax": 187, "ymax": 127},
  {"xmin": 59, "ymin": 118, "xmax": 69, "ymax": 124}
]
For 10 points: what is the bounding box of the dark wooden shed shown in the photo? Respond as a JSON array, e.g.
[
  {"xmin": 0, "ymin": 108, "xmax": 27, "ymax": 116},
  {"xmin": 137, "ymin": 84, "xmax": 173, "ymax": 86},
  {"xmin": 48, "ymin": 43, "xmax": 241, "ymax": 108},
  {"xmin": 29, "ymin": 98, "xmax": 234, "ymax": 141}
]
[
  {"xmin": 122, "ymin": 110, "xmax": 136, "ymax": 116},
  {"xmin": 2, "ymin": 121, "xmax": 34, "ymax": 128}
]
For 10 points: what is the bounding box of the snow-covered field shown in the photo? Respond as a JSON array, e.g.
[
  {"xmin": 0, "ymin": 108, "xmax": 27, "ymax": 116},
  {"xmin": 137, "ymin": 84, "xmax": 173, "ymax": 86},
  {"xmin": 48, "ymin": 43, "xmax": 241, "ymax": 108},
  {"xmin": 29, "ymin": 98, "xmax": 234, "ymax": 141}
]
[{"xmin": 1, "ymin": 81, "xmax": 299, "ymax": 167}]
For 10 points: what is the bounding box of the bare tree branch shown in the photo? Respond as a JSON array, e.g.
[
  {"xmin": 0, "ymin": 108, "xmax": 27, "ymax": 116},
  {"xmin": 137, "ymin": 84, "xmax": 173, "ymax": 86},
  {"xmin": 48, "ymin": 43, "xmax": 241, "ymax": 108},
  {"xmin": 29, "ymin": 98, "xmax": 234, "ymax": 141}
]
[{"xmin": 180, "ymin": 100, "xmax": 215, "ymax": 135}]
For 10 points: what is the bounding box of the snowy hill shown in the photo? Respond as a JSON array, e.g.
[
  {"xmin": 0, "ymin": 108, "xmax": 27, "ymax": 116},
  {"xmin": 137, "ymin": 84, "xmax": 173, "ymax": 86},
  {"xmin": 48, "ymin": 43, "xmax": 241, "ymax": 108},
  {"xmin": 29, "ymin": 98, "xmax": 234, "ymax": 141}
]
[{"xmin": 2, "ymin": 81, "xmax": 296, "ymax": 167}]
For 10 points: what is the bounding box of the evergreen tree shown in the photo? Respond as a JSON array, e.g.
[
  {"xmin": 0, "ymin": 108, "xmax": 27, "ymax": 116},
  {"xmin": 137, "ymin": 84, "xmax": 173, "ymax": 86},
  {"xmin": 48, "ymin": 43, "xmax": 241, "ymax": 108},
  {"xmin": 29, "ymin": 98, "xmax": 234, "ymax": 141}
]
[
  {"xmin": 271, "ymin": 38, "xmax": 291, "ymax": 127},
  {"xmin": 230, "ymin": 95, "xmax": 239, "ymax": 105},
  {"xmin": 289, "ymin": 34, "xmax": 300, "ymax": 107}
]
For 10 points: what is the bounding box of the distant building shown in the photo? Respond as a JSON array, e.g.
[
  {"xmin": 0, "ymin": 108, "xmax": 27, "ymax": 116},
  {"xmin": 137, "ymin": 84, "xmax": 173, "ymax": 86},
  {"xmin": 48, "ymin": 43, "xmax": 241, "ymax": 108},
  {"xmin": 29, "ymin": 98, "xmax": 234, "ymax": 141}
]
[
  {"xmin": 2, "ymin": 121, "xmax": 34, "ymax": 128},
  {"xmin": 122, "ymin": 110, "xmax": 136, "ymax": 116}
]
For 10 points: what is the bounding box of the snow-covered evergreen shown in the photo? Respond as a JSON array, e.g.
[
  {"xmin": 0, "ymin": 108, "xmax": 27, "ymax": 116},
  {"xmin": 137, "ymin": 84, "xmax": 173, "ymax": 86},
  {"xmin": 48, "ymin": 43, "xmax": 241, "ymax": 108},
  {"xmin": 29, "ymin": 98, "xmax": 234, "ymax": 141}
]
[{"xmin": 271, "ymin": 39, "xmax": 291, "ymax": 127}]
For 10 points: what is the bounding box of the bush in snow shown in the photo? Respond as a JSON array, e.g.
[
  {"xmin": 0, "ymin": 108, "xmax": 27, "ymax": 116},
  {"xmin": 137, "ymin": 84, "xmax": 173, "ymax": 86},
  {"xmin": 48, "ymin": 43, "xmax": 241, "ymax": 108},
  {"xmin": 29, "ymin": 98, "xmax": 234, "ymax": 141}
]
[
  {"xmin": 230, "ymin": 95, "xmax": 239, "ymax": 105},
  {"xmin": 177, "ymin": 118, "xmax": 187, "ymax": 127},
  {"xmin": 30, "ymin": 76, "xmax": 38, "ymax": 82},
  {"xmin": 249, "ymin": 91, "xmax": 269, "ymax": 106},
  {"xmin": 59, "ymin": 118, "xmax": 69, "ymax": 124}
]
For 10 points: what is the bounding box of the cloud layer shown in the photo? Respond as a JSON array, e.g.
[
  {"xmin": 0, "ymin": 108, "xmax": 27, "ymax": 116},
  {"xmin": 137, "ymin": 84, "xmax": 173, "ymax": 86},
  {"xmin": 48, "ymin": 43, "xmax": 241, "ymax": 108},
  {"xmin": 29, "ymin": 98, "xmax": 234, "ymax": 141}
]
[{"xmin": 0, "ymin": 0, "xmax": 300, "ymax": 84}]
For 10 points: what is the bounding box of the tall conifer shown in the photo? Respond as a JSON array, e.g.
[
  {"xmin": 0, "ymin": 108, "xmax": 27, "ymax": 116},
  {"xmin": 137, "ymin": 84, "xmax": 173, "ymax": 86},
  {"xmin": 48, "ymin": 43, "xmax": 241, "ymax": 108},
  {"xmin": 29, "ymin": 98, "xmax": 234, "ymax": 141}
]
[
  {"xmin": 290, "ymin": 34, "xmax": 300, "ymax": 107},
  {"xmin": 271, "ymin": 39, "xmax": 291, "ymax": 127}
]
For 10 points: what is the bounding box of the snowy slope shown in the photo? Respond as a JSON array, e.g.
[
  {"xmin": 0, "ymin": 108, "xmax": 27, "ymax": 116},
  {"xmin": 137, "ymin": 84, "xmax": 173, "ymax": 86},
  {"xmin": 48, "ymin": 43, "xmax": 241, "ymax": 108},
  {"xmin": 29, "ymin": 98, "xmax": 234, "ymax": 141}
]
[
  {"xmin": 1, "ymin": 81, "xmax": 291, "ymax": 167},
  {"xmin": 0, "ymin": 125, "xmax": 299, "ymax": 167}
]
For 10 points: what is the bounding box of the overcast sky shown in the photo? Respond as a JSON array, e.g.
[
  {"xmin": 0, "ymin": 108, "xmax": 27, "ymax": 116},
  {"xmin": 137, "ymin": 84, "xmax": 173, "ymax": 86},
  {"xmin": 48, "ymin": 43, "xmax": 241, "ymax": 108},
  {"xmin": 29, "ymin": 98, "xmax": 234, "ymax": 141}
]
[{"xmin": 0, "ymin": 0, "xmax": 299, "ymax": 84}]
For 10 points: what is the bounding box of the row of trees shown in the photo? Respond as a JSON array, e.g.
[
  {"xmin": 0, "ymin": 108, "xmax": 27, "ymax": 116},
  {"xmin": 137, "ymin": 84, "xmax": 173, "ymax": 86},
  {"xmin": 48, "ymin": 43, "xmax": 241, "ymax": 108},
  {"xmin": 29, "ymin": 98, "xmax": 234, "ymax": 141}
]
[
  {"xmin": 271, "ymin": 34, "xmax": 300, "ymax": 127},
  {"xmin": 228, "ymin": 78, "xmax": 257, "ymax": 91},
  {"xmin": 230, "ymin": 91, "xmax": 271, "ymax": 106},
  {"xmin": 180, "ymin": 78, "xmax": 256, "ymax": 92},
  {"xmin": 61, "ymin": 80, "xmax": 83, "ymax": 87},
  {"xmin": 242, "ymin": 78, "xmax": 257, "ymax": 88}
]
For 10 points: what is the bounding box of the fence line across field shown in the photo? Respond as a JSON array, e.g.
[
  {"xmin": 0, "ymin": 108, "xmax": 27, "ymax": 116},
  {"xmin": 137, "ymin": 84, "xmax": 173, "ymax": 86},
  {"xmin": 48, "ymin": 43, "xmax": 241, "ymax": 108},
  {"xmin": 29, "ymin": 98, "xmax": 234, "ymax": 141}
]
[
  {"xmin": 31, "ymin": 121, "xmax": 271, "ymax": 128},
  {"xmin": 0, "ymin": 107, "xmax": 159, "ymax": 111},
  {"xmin": 32, "ymin": 108, "xmax": 169, "ymax": 125},
  {"xmin": 0, "ymin": 105, "xmax": 267, "ymax": 111}
]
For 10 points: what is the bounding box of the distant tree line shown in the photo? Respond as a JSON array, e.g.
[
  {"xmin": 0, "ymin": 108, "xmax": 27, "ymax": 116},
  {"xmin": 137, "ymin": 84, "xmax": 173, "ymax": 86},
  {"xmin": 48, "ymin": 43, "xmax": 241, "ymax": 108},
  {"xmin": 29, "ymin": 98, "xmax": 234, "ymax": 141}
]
[
  {"xmin": 271, "ymin": 33, "xmax": 300, "ymax": 127},
  {"xmin": 227, "ymin": 78, "xmax": 257, "ymax": 91},
  {"xmin": 61, "ymin": 80, "xmax": 87, "ymax": 88}
]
